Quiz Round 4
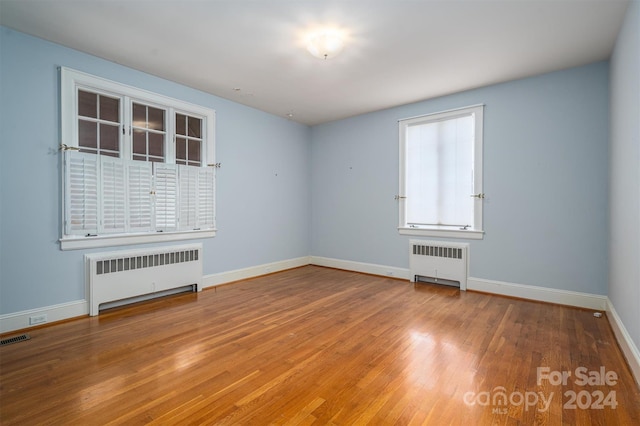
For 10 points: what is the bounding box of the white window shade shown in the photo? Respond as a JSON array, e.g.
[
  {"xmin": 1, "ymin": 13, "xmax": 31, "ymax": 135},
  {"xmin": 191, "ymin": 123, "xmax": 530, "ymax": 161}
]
[{"xmin": 406, "ymin": 115, "xmax": 474, "ymax": 227}]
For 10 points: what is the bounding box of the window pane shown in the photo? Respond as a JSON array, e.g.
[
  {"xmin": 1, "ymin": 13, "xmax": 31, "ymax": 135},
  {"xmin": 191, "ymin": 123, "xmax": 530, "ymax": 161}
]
[
  {"xmin": 176, "ymin": 137, "xmax": 187, "ymax": 161},
  {"xmin": 78, "ymin": 90, "xmax": 97, "ymax": 118},
  {"xmin": 133, "ymin": 103, "xmax": 146, "ymax": 128},
  {"xmin": 149, "ymin": 132, "xmax": 164, "ymax": 158},
  {"xmin": 148, "ymin": 106, "xmax": 165, "ymax": 131},
  {"xmin": 133, "ymin": 129, "xmax": 147, "ymax": 155},
  {"xmin": 79, "ymin": 119, "xmax": 97, "ymax": 149},
  {"xmin": 100, "ymin": 123, "xmax": 119, "ymax": 152},
  {"xmin": 188, "ymin": 117, "xmax": 202, "ymax": 138},
  {"xmin": 188, "ymin": 139, "xmax": 201, "ymax": 164},
  {"xmin": 99, "ymin": 95, "xmax": 119, "ymax": 123},
  {"xmin": 176, "ymin": 114, "xmax": 186, "ymax": 136}
]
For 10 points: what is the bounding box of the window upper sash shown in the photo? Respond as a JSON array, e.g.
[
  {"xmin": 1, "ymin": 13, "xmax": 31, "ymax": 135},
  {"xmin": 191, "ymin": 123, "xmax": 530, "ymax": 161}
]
[{"xmin": 60, "ymin": 67, "xmax": 215, "ymax": 166}]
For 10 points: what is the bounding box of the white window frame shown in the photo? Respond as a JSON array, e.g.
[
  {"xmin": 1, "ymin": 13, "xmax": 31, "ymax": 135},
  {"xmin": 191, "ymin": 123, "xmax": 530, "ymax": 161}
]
[
  {"xmin": 398, "ymin": 105, "xmax": 484, "ymax": 240},
  {"xmin": 59, "ymin": 67, "xmax": 216, "ymax": 250}
]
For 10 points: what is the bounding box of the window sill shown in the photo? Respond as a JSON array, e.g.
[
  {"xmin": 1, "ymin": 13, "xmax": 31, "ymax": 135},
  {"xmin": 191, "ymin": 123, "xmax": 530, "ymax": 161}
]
[
  {"xmin": 60, "ymin": 229, "xmax": 216, "ymax": 251},
  {"xmin": 398, "ymin": 227, "xmax": 484, "ymax": 240}
]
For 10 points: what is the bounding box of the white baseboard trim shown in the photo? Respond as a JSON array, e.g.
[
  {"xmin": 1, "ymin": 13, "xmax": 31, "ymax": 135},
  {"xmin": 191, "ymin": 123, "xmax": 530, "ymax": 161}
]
[
  {"xmin": 0, "ymin": 256, "xmax": 619, "ymax": 353},
  {"xmin": 0, "ymin": 300, "xmax": 87, "ymax": 334},
  {"xmin": 606, "ymin": 298, "xmax": 640, "ymax": 387},
  {"xmin": 309, "ymin": 257, "xmax": 608, "ymax": 311},
  {"xmin": 202, "ymin": 256, "xmax": 311, "ymax": 288},
  {"xmin": 467, "ymin": 277, "xmax": 608, "ymax": 310},
  {"xmin": 309, "ymin": 256, "xmax": 411, "ymax": 280},
  {"xmin": 0, "ymin": 257, "xmax": 311, "ymax": 334}
]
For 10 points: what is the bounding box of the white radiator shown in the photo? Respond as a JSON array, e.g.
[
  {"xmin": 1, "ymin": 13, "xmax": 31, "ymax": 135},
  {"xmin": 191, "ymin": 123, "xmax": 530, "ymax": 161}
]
[
  {"xmin": 85, "ymin": 243, "xmax": 203, "ymax": 316},
  {"xmin": 409, "ymin": 240, "xmax": 468, "ymax": 290}
]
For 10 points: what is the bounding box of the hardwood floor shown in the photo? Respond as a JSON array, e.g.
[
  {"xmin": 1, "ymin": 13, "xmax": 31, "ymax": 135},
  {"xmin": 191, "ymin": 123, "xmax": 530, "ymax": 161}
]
[{"xmin": 1, "ymin": 266, "xmax": 639, "ymax": 425}]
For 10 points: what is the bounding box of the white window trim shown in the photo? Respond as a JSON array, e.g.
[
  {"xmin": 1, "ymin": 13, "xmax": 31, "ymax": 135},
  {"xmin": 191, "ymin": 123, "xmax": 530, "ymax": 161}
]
[
  {"xmin": 398, "ymin": 104, "xmax": 484, "ymax": 240},
  {"xmin": 59, "ymin": 67, "xmax": 216, "ymax": 250},
  {"xmin": 60, "ymin": 229, "xmax": 216, "ymax": 251}
]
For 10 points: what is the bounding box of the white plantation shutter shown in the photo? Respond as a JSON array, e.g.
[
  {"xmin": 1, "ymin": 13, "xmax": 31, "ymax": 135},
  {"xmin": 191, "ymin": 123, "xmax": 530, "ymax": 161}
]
[
  {"xmin": 178, "ymin": 165, "xmax": 199, "ymax": 230},
  {"xmin": 60, "ymin": 68, "xmax": 216, "ymax": 248},
  {"xmin": 198, "ymin": 167, "xmax": 215, "ymax": 229},
  {"xmin": 154, "ymin": 163, "xmax": 178, "ymax": 231},
  {"xmin": 63, "ymin": 156, "xmax": 214, "ymax": 240},
  {"xmin": 65, "ymin": 151, "xmax": 98, "ymax": 235},
  {"xmin": 128, "ymin": 161, "xmax": 153, "ymax": 232},
  {"xmin": 177, "ymin": 165, "xmax": 215, "ymax": 230},
  {"xmin": 100, "ymin": 157, "xmax": 126, "ymax": 233}
]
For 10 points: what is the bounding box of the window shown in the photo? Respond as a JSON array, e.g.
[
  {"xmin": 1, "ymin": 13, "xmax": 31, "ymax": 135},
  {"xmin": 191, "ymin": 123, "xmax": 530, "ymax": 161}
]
[
  {"xmin": 60, "ymin": 67, "xmax": 216, "ymax": 250},
  {"xmin": 398, "ymin": 105, "xmax": 484, "ymax": 239}
]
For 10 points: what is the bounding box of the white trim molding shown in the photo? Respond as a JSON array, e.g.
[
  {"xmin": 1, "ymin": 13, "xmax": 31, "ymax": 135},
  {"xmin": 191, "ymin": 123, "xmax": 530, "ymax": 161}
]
[
  {"xmin": 2, "ymin": 254, "xmax": 628, "ymax": 377},
  {"xmin": 398, "ymin": 227, "xmax": 484, "ymax": 240},
  {"xmin": 0, "ymin": 257, "xmax": 310, "ymax": 334},
  {"xmin": 467, "ymin": 277, "xmax": 608, "ymax": 310},
  {"xmin": 0, "ymin": 300, "xmax": 87, "ymax": 334},
  {"xmin": 202, "ymin": 257, "xmax": 311, "ymax": 288},
  {"xmin": 61, "ymin": 230, "xmax": 216, "ymax": 251},
  {"xmin": 606, "ymin": 298, "xmax": 640, "ymax": 387},
  {"xmin": 309, "ymin": 258, "xmax": 608, "ymax": 310},
  {"xmin": 309, "ymin": 256, "xmax": 411, "ymax": 280}
]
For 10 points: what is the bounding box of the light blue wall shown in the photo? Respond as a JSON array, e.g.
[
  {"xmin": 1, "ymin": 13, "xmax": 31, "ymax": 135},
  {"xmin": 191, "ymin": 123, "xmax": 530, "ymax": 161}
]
[
  {"xmin": 311, "ymin": 62, "xmax": 610, "ymax": 295},
  {"xmin": 609, "ymin": 0, "xmax": 640, "ymax": 359},
  {"xmin": 0, "ymin": 27, "xmax": 311, "ymax": 314},
  {"xmin": 0, "ymin": 24, "xmax": 617, "ymax": 319}
]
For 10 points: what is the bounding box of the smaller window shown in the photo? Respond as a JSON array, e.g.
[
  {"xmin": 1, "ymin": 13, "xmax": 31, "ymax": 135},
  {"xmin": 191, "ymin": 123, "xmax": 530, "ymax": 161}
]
[{"xmin": 398, "ymin": 105, "xmax": 484, "ymax": 239}]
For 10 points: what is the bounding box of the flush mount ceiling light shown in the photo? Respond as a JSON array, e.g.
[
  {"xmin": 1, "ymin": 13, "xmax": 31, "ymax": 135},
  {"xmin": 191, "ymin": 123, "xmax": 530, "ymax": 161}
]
[{"xmin": 306, "ymin": 29, "xmax": 344, "ymax": 60}]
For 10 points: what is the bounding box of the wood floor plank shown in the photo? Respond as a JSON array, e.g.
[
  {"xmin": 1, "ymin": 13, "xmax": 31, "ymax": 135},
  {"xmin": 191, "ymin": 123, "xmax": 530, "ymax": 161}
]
[{"xmin": 1, "ymin": 266, "xmax": 638, "ymax": 425}]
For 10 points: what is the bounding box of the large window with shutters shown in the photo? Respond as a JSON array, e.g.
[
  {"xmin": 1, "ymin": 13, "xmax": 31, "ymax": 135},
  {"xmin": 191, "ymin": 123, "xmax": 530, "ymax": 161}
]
[
  {"xmin": 398, "ymin": 105, "xmax": 484, "ymax": 239},
  {"xmin": 60, "ymin": 67, "xmax": 216, "ymax": 250}
]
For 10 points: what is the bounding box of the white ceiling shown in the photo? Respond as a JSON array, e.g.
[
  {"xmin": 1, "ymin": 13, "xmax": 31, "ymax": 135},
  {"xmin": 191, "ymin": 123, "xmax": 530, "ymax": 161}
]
[{"xmin": 0, "ymin": 0, "xmax": 630, "ymax": 126}]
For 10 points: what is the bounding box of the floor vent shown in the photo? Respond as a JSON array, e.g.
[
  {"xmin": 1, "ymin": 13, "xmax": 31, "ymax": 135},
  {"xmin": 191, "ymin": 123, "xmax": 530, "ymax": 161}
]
[{"xmin": 0, "ymin": 334, "xmax": 30, "ymax": 346}]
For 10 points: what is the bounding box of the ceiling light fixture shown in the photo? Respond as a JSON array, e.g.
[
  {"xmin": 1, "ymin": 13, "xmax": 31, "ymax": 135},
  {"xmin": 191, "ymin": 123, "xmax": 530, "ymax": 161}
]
[{"xmin": 306, "ymin": 29, "xmax": 344, "ymax": 60}]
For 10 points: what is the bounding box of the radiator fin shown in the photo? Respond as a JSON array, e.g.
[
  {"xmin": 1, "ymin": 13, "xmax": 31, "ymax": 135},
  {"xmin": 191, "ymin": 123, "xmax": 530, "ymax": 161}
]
[
  {"xmin": 412, "ymin": 244, "xmax": 463, "ymax": 259},
  {"xmin": 96, "ymin": 249, "xmax": 199, "ymax": 275}
]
